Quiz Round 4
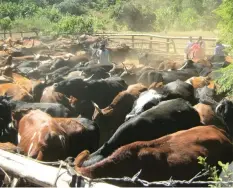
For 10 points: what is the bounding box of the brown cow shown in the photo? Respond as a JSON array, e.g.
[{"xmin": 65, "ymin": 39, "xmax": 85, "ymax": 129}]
[
  {"xmin": 0, "ymin": 68, "xmax": 45, "ymax": 102},
  {"xmin": 0, "ymin": 83, "xmax": 33, "ymax": 102},
  {"xmin": 40, "ymin": 85, "xmax": 71, "ymax": 110},
  {"xmin": 158, "ymin": 60, "xmax": 184, "ymax": 71},
  {"xmin": 193, "ymin": 58, "xmax": 213, "ymax": 68},
  {"xmin": 148, "ymin": 82, "xmax": 164, "ymax": 90},
  {"xmin": 185, "ymin": 76, "xmax": 211, "ymax": 89},
  {"xmin": 0, "ymin": 142, "xmax": 23, "ymax": 154},
  {"xmin": 107, "ymin": 44, "xmax": 130, "ymax": 64},
  {"xmin": 75, "ymin": 126, "xmax": 233, "ymax": 181},
  {"xmin": 92, "ymin": 83, "xmax": 147, "ymax": 145},
  {"xmin": 18, "ymin": 110, "xmax": 99, "ymax": 161},
  {"xmin": 193, "ymin": 103, "xmax": 225, "ymax": 129}
]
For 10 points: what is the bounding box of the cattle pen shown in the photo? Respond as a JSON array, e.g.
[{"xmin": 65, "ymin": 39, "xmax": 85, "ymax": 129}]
[{"xmin": 0, "ymin": 30, "xmax": 217, "ymax": 55}]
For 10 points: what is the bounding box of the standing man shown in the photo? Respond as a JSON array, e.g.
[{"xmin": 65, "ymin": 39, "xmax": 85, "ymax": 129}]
[
  {"xmin": 210, "ymin": 41, "xmax": 226, "ymax": 63},
  {"xmin": 184, "ymin": 36, "xmax": 193, "ymax": 60},
  {"xmin": 197, "ymin": 36, "xmax": 205, "ymax": 59},
  {"xmin": 96, "ymin": 43, "xmax": 111, "ymax": 65}
]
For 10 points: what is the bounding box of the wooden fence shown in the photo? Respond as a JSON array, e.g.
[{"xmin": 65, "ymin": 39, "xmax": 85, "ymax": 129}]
[
  {"xmin": 94, "ymin": 33, "xmax": 218, "ymax": 55},
  {"xmin": 0, "ymin": 30, "xmax": 218, "ymax": 55}
]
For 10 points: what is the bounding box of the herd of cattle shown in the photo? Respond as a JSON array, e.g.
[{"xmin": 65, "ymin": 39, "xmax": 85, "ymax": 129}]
[{"xmin": 0, "ymin": 35, "xmax": 233, "ymax": 186}]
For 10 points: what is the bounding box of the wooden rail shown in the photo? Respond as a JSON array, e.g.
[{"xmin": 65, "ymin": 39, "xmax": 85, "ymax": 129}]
[
  {"xmin": 0, "ymin": 30, "xmax": 218, "ymax": 55},
  {"xmin": 94, "ymin": 33, "xmax": 218, "ymax": 55},
  {"xmin": 0, "ymin": 31, "xmax": 39, "ymax": 39}
]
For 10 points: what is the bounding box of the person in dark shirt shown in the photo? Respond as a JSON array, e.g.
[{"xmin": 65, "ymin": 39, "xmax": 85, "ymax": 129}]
[{"xmin": 211, "ymin": 41, "xmax": 226, "ymax": 63}]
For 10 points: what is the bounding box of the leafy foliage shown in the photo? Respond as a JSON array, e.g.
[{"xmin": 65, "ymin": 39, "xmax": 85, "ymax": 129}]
[
  {"xmin": 55, "ymin": 16, "xmax": 94, "ymax": 34},
  {"xmin": 0, "ymin": 0, "xmax": 224, "ymax": 33},
  {"xmin": 54, "ymin": 0, "xmax": 87, "ymax": 15},
  {"xmin": 110, "ymin": 0, "xmax": 156, "ymax": 31},
  {"xmin": 215, "ymin": 0, "xmax": 233, "ymax": 54},
  {"xmin": 198, "ymin": 156, "xmax": 233, "ymax": 187},
  {"xmin": 0, "ymin": 17, "xmax": 12, "ymax": 31},
  {"xmin": 214, "ymin": 64, "xmax": 233, "ymax": 96}
]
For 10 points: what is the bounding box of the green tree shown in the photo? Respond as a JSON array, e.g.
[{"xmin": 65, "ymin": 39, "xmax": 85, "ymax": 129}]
[
  {"xmin": 0, "ymin": 17, "xmax": 12, "ymax": 32},
  {"xmin": 215, "ymin": 0, "xmax": 233, "ymax": 48}
]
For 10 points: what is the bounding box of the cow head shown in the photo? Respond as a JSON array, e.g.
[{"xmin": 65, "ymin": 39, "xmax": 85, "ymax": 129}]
[
  {"xmin": 26, "ymin": 126, "xmax": 68, "ymax": 161},
  {"xmin": 53, "ymin": 76, "xmax": 93, "ymax": 99},
  {"xmin": 50, "ymin": 58, "xmax": 67, "ymax": 71},
  {"xmin": 120, "ymin": 71, "xmax": 137, "ymax": 85},
  {"xmin": 216, "ymin": 99, "xmax": 233, "ymax": 137},
  {"xmin": 32, "ymin": 81, "xmax": 48, "ymax": 102},
  {"xmin": 178, "ymin": 60, "xmax": 194, "ymax": 70},
  {"xmin": 70, "ymin": 98, "xmax": 94, "ymax": 119}
]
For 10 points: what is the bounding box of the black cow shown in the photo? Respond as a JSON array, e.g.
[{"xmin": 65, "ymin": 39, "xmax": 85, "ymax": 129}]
[
  {"xmin": 195, "ymin": 86, "xmax": 219, "ymax": 103},
  {"xmin": 50, "ymin": 56, "xmax": 89, "ymax": 71},
  {"xmin": 10, "ymin": 100, "xmax": 72, "ymax": 118},
  {"xmin": 216, "ymin": 99, "xmax": 233, "ymax": 138},
  {"xmin": 82, "ymin": 98, "xmax": 201, "ymax": 167},
  {"xmin": 0, "ymin": 96, "xmax": 17, "ymax": 144},
  {"xmin": 126, "ymin": 80, "xmax": 196, "ymax": 121},
  {"xmin": 54, "ymin": 77, "xmax": 128, "ymax": 109},
  {"xmin": 77, "ymin": 64, "xmax": 113, "ymax": 80},
  {"xmin": 136, "ymin": 60, "xmax": 211, "ymax": 86}
]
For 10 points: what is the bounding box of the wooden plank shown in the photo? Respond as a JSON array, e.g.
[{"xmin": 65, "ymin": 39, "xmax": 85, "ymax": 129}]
[
  {"xmin": 94, "ymin": 33, "xmax": 217, "ymax": 41},
  {"xmin": 0, "ymin": 149, "xmax": 119, "ymax": 188}
]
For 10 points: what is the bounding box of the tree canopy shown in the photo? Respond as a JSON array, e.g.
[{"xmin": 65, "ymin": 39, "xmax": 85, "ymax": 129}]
[{"xmin": 0, "ymin": 0, "xmax": 223, "ymax": 33}]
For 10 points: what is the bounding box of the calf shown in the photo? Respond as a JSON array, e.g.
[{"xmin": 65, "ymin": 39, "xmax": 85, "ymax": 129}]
[
  {"xmin": 82, "ymin": 98, "xmax": 201, "ymax": 167},
  {"xmin": 75, "ymin": 126, "xmax": 233, "ymax": 181},
  {"xmin": 18, "ymin": 110, "xmax": 99, "ymax": 161},
  {"xmin": 92, "ymin": 83, "xmax": 147, "ymax": 145}
]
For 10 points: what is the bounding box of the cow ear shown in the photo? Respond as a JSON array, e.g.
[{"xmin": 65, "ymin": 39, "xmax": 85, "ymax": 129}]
[{"xmin": 91, "ymin": 101, "xmax": 102, "ymax": 114}]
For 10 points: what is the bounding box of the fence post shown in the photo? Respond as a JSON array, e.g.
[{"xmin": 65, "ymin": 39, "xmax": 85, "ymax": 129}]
[
  {"xmin": 149, "ymin": 36, "xmax": 153, "ymax": 49},
  {"xmin": 20, "ymin": 32, "xmax": 23, "ymax": 39},
  {"xmin": 132, "ymin": 35, "xmax": 134, "ymax": 48},
  {"xmin": 166, "ymin": 38, "xmax": 170, "ymax": 53},
  {"xmin": 171, "ymin": 39, "xmax": 177, "ymax": 53},
  {"xmin": 9, "ymin": 30, "xmax": 12, "ymax": 37}
]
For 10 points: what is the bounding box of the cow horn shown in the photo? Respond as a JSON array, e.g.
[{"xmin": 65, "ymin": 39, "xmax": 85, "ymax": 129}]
[
  {"xmin": 178, "ymin": 61, "xmax": 188, "ymax": 70},
  {"xmin": 109, "ymin": 63, "xmax": 116, "ymax": 73},
  {"xmin": 91, "ymin": 101, "xmax": 102, "ymax": 114},
  {"xmin": 121, "ymin": 62, "xmax": 128, "ymax": 73},
  {"xmin": 84, "ymin": 74, "xmax": 94, "ymax": 82}
]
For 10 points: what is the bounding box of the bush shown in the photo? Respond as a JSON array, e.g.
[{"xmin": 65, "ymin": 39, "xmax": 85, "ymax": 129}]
[
  {"xmin": 12, "ymin": 16, "xmax": 54, "ymax": 33},
  {"xmin": 36, "ymin": 7, "xmax": 62, "ymax": 22},
  {"xmin": 173, "ymin": 8, "xmax": 200, "ymax": 31},
  {"xmin": 54, "ymin": 0, "xmax": 87, "ymax": 16},
  {"xmin": 154, "ymin": 7, "xmax": 175, "ymax": 31},
  {"xmin": 110, "ymin": 0, "xmax": 156, "ymax": 31},
  {"xmin": 198, "ymin": 156, "xmax": 233, "ymax": 187},
  {"xmin": 54, "ymin": 15, "xmax": 94, "ymax": 34},
  {"xmin": 214, "ymin": 64, "xmax": 233, "ymax": 96}
]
